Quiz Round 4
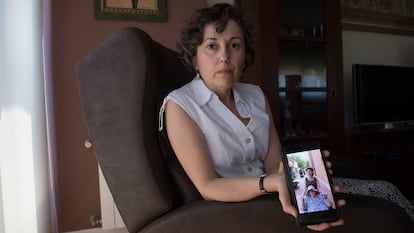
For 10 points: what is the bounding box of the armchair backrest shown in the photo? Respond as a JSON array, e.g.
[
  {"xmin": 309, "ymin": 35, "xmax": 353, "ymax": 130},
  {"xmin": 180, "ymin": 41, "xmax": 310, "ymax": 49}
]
[{"xmin": 76, "ymin": 27, "xmax": 199, "ymax": 233}]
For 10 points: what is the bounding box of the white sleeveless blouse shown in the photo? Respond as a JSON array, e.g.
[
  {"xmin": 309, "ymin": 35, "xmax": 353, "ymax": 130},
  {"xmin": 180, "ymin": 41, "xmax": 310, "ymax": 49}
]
[{"xmin": 159, "ymin": 77, "xmax": 269, "ymax": 178}]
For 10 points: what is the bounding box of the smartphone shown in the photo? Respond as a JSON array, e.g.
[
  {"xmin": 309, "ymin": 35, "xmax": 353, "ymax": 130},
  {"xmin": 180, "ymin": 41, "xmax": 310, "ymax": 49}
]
[{"xmin": 281, "ymin": 141, "xmax": 339, "ymax": 225}]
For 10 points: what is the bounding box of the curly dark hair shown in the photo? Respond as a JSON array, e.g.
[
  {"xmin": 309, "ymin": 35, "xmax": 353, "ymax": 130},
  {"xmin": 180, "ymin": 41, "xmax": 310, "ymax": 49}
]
[{"xmin": 177, "ymin": 3, "xmax": 255, "ymax": 74}]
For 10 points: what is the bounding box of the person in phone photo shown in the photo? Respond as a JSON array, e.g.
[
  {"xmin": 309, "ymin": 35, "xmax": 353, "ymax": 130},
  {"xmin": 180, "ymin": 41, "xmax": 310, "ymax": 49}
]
[
  {"xmin": 302, "ymin": 167, "xmax": 321, "ymax": 195},
  {"xmin": 301, "ymin": 185, "xmax": 333, "ymax": 213}
]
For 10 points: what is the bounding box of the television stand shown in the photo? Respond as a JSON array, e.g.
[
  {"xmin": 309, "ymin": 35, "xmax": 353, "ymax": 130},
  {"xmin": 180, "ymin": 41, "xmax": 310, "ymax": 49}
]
[
  {"xmin": 381, "ymin": 122, "xmax": 414, "ymax": 131},
  {"xmin": 345, "ymin": 129, "xmax": 414, "ymax": 200},
  {"xmin": 359, "ymin": 122, "xmax": 414, "ymax": 132}
]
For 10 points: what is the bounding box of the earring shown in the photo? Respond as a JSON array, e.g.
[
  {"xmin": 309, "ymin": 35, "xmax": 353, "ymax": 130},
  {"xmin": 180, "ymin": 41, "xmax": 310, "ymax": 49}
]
[{"xmin": 195, "ymin": 71, "xmax": 200, "ymax": 79}]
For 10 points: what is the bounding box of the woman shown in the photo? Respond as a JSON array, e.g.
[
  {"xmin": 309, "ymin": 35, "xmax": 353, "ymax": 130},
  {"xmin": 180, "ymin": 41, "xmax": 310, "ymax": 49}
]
[
  {"xmin": 160, "ymin": 3, "xmax": 344, "ymax": 231},
  {"xmin": 302, "ymin": 185, "xmax": 333, "ymax": 213},
  {"xmin": 302, "ymin": 167, "xmax": 321, "ymax": 195}
]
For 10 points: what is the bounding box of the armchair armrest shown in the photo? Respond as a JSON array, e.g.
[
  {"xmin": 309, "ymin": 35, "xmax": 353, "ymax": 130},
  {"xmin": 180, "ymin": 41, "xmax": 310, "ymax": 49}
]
[{"xmin": 139, "ymin": 193, "xmax": 414, "ymax": 233}]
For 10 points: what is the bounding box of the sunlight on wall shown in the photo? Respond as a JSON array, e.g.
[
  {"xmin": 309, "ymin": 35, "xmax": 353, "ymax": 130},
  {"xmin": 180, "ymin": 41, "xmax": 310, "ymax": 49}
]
[{"xmin": 0, "ymin": 0, "xmax": 50, "ymax": 232}]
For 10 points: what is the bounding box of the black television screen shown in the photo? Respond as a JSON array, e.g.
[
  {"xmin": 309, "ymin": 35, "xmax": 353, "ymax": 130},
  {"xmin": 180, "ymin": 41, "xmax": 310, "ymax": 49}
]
[{"xmin": 353, "ymin": 64, "xmax": 414, "ymax": 129}]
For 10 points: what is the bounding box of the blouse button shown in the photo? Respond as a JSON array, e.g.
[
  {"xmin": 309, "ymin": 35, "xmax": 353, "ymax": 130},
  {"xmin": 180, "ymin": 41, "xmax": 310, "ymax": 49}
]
[
  {"xmin": 245, "ymin": 137, "xmax": 251, "ymax": 144},
  {"xmin": 247, "ymin": 166, "xmax": 253, "ymax": 172}
]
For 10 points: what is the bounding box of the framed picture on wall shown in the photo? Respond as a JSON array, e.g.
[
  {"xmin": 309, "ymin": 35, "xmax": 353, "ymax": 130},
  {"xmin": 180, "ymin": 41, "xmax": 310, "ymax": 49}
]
[
  {"xmin": 94, "ymin": 0, "xmax": 167, "ymax": 22},
  {"xmin": 341, "ymin": 0, "xmax": 414, "ymax": 35}
]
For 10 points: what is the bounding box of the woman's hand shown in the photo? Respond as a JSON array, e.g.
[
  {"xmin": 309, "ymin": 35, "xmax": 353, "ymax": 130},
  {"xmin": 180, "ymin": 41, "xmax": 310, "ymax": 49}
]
[
  {"xmin": 305, "ymin": 150, "xmax": 346, "ymax": 231},
  {"xmin": 322, "ymin": 150, "xmax": 334, "ymax": 175},
  {"xmin": 272, "ymin": 155, "xmax": 346, "ymax": 231},
  {"xmin": 270, "ymin": 162, "xmax": 298, "ymax": 218},
  {"xmin": 306, "ymin": 217, "xmax": 345, "ymax": 231}
]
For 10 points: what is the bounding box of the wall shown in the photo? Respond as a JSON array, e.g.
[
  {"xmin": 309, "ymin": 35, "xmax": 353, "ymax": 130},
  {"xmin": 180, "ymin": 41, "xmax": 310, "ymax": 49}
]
[
  {"xmin": 49, "ymin": 0, "xmax": 206, "ymax": 232},
  {"xmin": 342, "ymin": 30, "xmax": 414, "ymax": 130}
]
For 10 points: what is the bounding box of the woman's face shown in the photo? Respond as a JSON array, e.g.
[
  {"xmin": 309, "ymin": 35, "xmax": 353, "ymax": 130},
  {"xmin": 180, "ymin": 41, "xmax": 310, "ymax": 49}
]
[
  {"xmin": 309, "ymin": 190, "xmax": 318, "ymax": 197},
  {"xmin": 194, "ymin": 19, "xmax": 246, "ymax": 95}
]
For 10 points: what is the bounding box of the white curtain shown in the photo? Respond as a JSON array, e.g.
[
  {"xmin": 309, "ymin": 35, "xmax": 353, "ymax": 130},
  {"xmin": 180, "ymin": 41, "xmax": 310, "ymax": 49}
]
[{"xmin": 0, "ymin": 0, "xmax": 51, "ymax": 232}]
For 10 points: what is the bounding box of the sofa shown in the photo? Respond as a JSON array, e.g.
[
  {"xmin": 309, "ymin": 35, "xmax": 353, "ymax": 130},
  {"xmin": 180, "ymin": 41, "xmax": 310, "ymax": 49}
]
[{"xmin": 76, "ymin": 27, "xmax": 414, "ymax": 233}]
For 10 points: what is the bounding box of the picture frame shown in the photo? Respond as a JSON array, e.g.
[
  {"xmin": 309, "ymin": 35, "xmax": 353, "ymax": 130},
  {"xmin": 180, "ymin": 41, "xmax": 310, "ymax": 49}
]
[
  {"xmin": 94, "ymin": 0, "xmax": 167, "ymax": 22},
  {"xmin": 341, "ymin": 0, "xmax": 414, "ymax": 35}
]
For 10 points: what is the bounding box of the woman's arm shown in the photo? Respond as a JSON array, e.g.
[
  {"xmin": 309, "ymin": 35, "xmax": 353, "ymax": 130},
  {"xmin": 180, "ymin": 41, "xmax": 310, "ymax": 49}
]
[
  {"xmin": 165, "ymin": 100, "xmax": 268, "ymax": 202},
  {"xmin": 302, "ymin": 196, "xmax": 308, "ymax": 211},
  {"xmin": 263, "ymin": 99, "xmax": 282, "ymax": 174},
  {"xmin": 322, "ymin": 194, "xmax": 333, "ymax": 208}
]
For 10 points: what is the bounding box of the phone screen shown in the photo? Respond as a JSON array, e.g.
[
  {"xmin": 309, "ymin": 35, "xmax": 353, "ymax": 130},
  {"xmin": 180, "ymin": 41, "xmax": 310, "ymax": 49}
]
[{"xmin": 282, "ymin": 142, "xmax": 339, "ymax": 225}]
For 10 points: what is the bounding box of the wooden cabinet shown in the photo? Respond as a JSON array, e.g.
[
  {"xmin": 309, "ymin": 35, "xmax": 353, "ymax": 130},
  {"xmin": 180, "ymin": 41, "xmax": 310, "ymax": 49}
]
[
  {"xmin": 345, "ymin": 129, "xmax": 414, "ymax": 200},
  {"xmin": 238, "ymin": 0, "xmax": 344, "ymax": 154}
]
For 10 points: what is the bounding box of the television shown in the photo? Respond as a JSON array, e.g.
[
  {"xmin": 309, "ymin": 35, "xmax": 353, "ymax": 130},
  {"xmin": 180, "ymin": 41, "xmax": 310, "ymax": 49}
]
[{"xmin": 352, "ymin": 64, "xmax": 414, "ymax": 130}]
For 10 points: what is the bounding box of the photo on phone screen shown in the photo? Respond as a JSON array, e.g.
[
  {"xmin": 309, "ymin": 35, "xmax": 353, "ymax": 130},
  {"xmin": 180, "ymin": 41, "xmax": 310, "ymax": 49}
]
[{"xmin": 282, "ymin": 142, "xmax": 339, "ymax": 225}]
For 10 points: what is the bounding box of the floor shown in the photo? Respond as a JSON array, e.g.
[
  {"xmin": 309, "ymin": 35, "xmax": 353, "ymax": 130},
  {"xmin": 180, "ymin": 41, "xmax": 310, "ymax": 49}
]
[{"xmin": 64, "ymin": 227, "xmax": 128, "ymax": 233}]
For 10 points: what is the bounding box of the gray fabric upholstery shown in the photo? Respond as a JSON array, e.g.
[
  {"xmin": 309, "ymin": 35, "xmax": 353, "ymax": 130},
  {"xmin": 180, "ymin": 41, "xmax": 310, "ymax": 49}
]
[
  {"xmin": 140, "ymin": 193, "xmax": 413, "ymax": 233},
  {"xmin": 76, "ymin": 27, "xmax": 414, "ymax": 233},
  {"xmin": 76, "ymin": 27, "xmax": 179, "ymax": 232}
]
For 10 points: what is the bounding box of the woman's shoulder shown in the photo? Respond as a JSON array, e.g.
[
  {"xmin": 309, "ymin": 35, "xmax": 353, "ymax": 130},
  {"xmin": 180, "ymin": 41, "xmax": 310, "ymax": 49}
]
[
  {"xmin": 168, "ymin": 79, "xmax": 198, "ymax": 99},
  {"xmin": 235, "ymin": 82, "xmax": 261, "ymax": 91},
  {"xmin": 234, "ymin": 82, "xmax": 266, "ymax": 110},
  {"xmin": 234, "ymin": 82, "xmax": 264, "ymax": 97},
  {"xmin": 165, "ymin": 78, "xmax": 209, "ymax": 108}
]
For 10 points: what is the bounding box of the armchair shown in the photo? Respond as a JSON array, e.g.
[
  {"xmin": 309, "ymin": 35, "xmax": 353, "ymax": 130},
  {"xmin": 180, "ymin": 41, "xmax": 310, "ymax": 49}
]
[{"xmin": 76, "ymin": 27, "xmax": 414, "ymax": 233}]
